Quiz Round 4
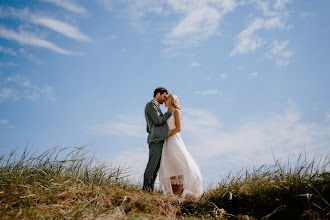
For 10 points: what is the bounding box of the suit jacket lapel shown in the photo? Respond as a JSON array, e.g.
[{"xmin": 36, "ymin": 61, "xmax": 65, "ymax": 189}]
[{"xmin": 151, "ymin": 100, "xmax": 163, "ymax": 115}]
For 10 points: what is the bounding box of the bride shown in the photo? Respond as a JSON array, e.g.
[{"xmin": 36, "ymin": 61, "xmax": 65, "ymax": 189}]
[{"xmin": 159, "ymin": 94, "xmax": 203, "ymax": 197}]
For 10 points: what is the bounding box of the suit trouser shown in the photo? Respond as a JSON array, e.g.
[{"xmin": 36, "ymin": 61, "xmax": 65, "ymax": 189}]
[{"xmin": 143, "ymin": 141, "xmax": 163, "ymax": 192}]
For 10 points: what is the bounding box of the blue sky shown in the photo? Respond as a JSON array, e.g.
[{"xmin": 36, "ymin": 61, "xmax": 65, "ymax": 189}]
[{"xmin": 0, "ymin": 0, "xmax": 329, "ymax": 186}]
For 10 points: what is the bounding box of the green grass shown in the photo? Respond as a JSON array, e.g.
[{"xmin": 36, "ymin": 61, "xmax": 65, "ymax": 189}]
[{"xmin": 0, "ymin": 147, "xmax": 329, "ymax": 219}]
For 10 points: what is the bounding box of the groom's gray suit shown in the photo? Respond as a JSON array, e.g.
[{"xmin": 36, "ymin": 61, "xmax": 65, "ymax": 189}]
[{"xmin": 143, "ymin": 100, "xmax": 172, "ymax": 191}]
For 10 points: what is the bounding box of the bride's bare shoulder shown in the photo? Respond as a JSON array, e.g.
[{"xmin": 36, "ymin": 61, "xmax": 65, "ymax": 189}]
[
  {"xmin": 174, "ymin": 109, "xmax": 182, "ymax": 117},
  {"xmin": 174, "ymin": 108, "xmax": 181, "ymax": 113}
]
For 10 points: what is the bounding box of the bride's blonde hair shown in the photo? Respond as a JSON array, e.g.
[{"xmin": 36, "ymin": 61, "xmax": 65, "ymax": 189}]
[{"xmin": 168, "ymin": 94, "xmax": 181, "ymax": 110}]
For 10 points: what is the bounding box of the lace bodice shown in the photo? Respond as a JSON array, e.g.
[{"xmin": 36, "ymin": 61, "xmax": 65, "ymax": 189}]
[{"xmin": 166, "ymin": 114, "xmax": 176, "ymax": 131}]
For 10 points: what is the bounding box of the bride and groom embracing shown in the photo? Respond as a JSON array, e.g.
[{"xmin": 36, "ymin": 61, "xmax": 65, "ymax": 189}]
[{"xmin": 143, "ymin": 87, "xmax": 203, "ymax": 197}]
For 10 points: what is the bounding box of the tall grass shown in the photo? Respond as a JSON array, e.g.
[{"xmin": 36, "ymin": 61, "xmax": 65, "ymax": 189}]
[
  {"xmin": 0, "ymin": 147, "xmax": 180, "ymax": 219},
  {"xmin": 0, "ymin": 147, "xmax": 329, "ymax": 219},
  {"xmin": 192, "ymin": 153, "xmax": 330, "ymax": 219}
]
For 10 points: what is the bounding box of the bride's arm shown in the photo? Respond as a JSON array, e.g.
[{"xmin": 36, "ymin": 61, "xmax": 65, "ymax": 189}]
[{"xmin": 168, "ymin": 110, "xmax": 182, "ymax": 136}]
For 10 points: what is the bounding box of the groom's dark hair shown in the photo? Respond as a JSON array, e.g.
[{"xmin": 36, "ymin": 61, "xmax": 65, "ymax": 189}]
[{"xmin": 154, "ymin": 87, "xmax": 168, "ymax": 97}]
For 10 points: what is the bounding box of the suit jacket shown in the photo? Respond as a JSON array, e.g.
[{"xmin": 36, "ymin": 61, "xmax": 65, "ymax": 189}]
[{"xmin": 145, "ymin": 100, "xmax": 172, "ymax": 144}]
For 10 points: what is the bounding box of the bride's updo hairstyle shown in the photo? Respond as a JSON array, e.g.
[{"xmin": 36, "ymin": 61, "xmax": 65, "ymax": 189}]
[{"xmin": 168, "ymin": 94, "xmax": 182, "ymax": 110}]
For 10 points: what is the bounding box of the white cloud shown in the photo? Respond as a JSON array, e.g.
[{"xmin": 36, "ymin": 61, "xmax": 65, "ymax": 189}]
[
  {"xmin": 97, "ymin": 0, "xmax": 167, "ymax": 33},
  {"xmin": 39, "ymin": 0, "xmax": 87, "ymax": 14},
  {"xmin": 102, "ymin": 103, "xmax": 330, "ymax": 184},
  {"xmin": 250, "ymin": 71, "xmax": 258, "ymax": 78},
  {"xmin": 230, "ymin": 0, "xmax": 292, "ymax": 57},
  {"xmin": 18, "ymin": 48, "xmax": 42, "ymax": 64},
  {"xmin": 0, "ymin": 75, "xmax": 55, "ymax": 103},
  {"xmin": 230, "ymin": 16, "xmax": 285, "ymax": 56},
  {"xmin": 0, "ymin": 119, "xmax": 8, "ymax": 125},
  {"xmin": 164, "ymin": 0, "xmax": 237, "ymax": 47},
  {"xmin": 164, "ymin": 5, "xmax": 222, "ymax": 46},
  {"xmin": 0, "ymin": 88, "xmax": 18, "ymax": 102},
  {"xmin": 90, "ymin": 115, "xmax": 147, "ymax": 138},
  {"xmin": 191, "ymin": 61, "xmax": 201, "ymax": 67},
  {"xmin": 0, "ymin": 26, "xmax": 76, "ymax": 55},
  {"xmin": 273, "ymin": 0, "xmax": 293, "ymax": 11},
  {"xmin": 0, "ymin": 6, "xmax": 90, "ymax": 42},
  {"xmin": 0, "ymin": 119, "xmax": 13, "ymax": 128},
  {"xmin": 182, "ymin": 108, "xmax": 222, "ymax": 132},
  {"xmin": 0, "ymin": 45, "xmax": 41, "ymax": 63},
  {"xmin": 195, "ymin": 89, "xmax": 221, "ymax": 96},
  {"xmin": 29, "ymin": 15, "xmax": 90, "ymax": 41},
  {"xmin": 255, "ymin": 0, "xmax": 277, "ymax": 17},
  {"xmin": 181, "ymin": 104, "xmax": 330, "ymax": 174},
  {"xmin": 269, "ymin": 40, "xmax": 294, "ymax": 66},
  {"xmin": 0, "ymin": 45, "xmax": 16, "ymax": 55},
  {"xmin": 203, "ymin": 90, "xmax": 220, "ymax": 95},
  {"xmin": 220, "ymin": 73, "xmax": 228, "ymax": 79},
  {"xmin": 300, "ymin": 11, "xmax": 318, "ymax": 18},
  {"xmin": 98, "ymin": 0, "xmax": 237, "ymax": 48}
]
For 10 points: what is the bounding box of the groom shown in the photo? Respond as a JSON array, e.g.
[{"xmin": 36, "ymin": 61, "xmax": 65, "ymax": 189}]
[{"xmin": 143, "ymin": 87, "xmax": 175, "ymax": 192}]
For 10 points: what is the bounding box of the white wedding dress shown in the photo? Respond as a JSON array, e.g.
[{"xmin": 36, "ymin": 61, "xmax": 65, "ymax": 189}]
[{"xmin": 159, "ymin": 112, "xmax": 203, "ymax": 197}]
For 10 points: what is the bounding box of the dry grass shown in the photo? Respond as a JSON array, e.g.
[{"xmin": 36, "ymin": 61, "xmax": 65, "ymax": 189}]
[
  {"xmin": 202, "ymin": 153, "xmax": 330, "ymax": 219},
  {"xmin": 0, "ymin": 147, "xmax": 180, "ymax": 219},
  {"xmin": 0, "ymin": 146, "xmax": 329, "ymax": 219}
]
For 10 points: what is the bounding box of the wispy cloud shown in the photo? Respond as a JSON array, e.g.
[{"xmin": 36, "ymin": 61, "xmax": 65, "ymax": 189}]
[
  {"xmin": 18, "ymin": 48, "xmax": 42, "ymax": 64},
  {"xmin": 191, "ymin": 61, "xmax": 201, "ymax": 67},
  {"xmin": 0, "ymin": 74, "xmax": 55, "ymax": 103},
  {"xmin": 101, "ymin": 103, "xmax": 330, "ymax": 184},
  {"xmin": 39, "ymin": 0, "xmax": 87, "ymax": 14},
  {"xmin": 195, "ymin": 89, "xmax": 221, "ymax": 96},
  {"xmin": 0, "ymin": 119, "xmax": 9, "ymax": 125},
  {"xmin": 0, "ymin": 119, "xmax": 13, "ymax": 128},
  {"xmin": 0, "ymin": 45, "xmax": 41, "ymax": 63},
  {"xmin": 0, "ymin": 88, "xmax": 18, "ymax": 102},
  {"xmin": 97, "ymin": 0, "xmax": 167, "ymax": 33},
  {"xmin": 98, "ymin": 0, "xmax": 237, "ymax": 48},
  {"xmin": 0, "ymin": 45, "xmax": 16, "ymax": 55},
  {"xmin": 30, "ymin": 15, "xmax": 90, "ymax": 41},
  {"xmin": 180, "ymin": 104, "xmax": 330, "ymax": 183},
  {"xmin": 249, "ymin": 71, "xmax": 258, "ymax": 78},
  {"xmin": 182, "ymin": 108, "xmax": 222, "ymax": 132},
  {"xmin": 300, "ymin": 11, "xmax": 318, "ymax": 18},
  {"xmin": 90, "ymin": 115, "xmax": 146, "ymax": 138},
  {"xmin": 0, "ymin": 26, "xmax": 76, "ymax": 55},
  {"xmin": 220, "ymin": 73, "xmax": 228, "ymax": 79},
  {"xmin": 230, "ymin": 0, "xmax": 292, "ymax": 57},
  {"xmin": 0, "ymin": 6, "xmax": 90, "ymax": 42},
  {"xmin": 163, "ymin": 0, "xmax": 237, "ymax": 47},
  {"xmin": 230, "ymin": 16, "xmax": 285, "ymax": 55},
  {"xmin": 269, "ymin": 40, "xmax": 294, "ymax": 66}
]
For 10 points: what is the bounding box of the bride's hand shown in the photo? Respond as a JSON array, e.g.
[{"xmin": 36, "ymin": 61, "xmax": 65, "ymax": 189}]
[
  {"xmin": 168, "ymin": 106, "xmax": 175, "ymax": 113},
  {"xmin": 167, "ymin": 131, "xmax": 173, "ymax": 136}
]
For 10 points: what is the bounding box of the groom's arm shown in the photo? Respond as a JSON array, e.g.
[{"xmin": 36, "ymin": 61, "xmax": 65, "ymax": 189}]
[{"xmin": 146, "ymin": 102, "xmax": 172, "ymax": 126}]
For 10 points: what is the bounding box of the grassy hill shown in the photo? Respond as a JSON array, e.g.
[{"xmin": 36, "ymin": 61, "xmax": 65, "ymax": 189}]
[{"xmin": 0, "ymin": 147, "xmax": 329, "ymax": 219}]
